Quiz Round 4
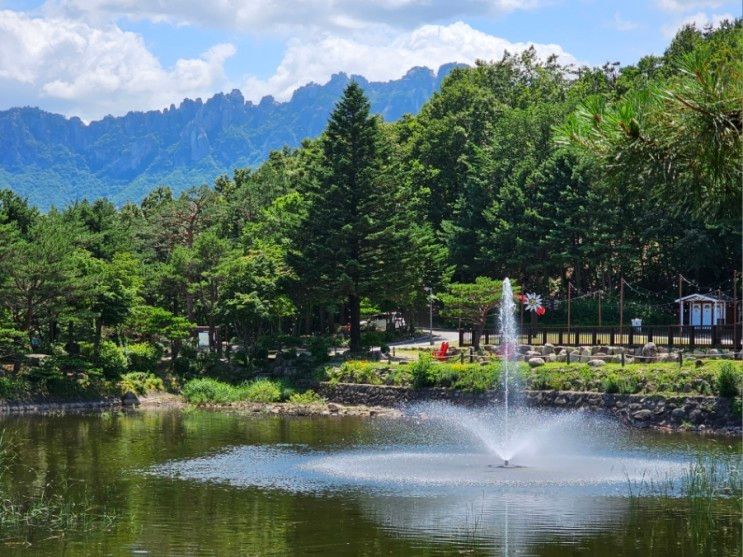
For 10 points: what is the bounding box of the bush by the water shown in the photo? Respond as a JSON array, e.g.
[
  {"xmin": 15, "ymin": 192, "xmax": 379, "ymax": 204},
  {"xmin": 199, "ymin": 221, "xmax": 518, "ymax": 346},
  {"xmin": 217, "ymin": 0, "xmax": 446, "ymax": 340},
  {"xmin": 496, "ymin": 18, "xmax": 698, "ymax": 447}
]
[
  {"xmin": 118, "ymin": 372, "xmax": 164, "ymax": 395},
  {"xmin": 288, "ymin": 390, "xmax": 325, "ymax": 404},
  {"xmin": 244, "ymin": 378, "xmax": 283, "ymax": 403},
  {"xmin": 0, "ymin": 376, "xmax": 30, "ymax": 400},
  {"xmin": 181, "ymin": 377, "xmax": 284, "ymax": 405}
]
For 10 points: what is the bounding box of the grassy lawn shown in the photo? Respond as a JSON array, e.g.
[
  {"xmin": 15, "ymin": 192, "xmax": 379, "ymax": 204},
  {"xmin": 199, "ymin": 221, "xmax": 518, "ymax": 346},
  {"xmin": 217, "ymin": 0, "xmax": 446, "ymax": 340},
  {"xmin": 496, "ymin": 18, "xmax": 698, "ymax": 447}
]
[{"xmin": 325, "ymin": 357, "xmax": 743, "ymax": 397}]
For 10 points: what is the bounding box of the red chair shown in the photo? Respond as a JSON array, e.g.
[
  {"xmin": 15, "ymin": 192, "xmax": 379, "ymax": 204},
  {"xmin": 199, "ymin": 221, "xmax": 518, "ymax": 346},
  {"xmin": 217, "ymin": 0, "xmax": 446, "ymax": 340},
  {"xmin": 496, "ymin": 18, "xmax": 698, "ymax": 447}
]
[{"xmin": 432, "ymin": 341, "xmax": 449, "ymax": 361}]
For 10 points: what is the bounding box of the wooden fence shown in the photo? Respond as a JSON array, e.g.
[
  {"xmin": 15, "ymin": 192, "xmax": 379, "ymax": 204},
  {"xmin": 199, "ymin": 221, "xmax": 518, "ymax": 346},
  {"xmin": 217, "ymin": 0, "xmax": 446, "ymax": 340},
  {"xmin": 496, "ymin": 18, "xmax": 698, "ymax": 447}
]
[{"xmin": 458, "ymin": 324, "xmax": 743, "ymax": 350}]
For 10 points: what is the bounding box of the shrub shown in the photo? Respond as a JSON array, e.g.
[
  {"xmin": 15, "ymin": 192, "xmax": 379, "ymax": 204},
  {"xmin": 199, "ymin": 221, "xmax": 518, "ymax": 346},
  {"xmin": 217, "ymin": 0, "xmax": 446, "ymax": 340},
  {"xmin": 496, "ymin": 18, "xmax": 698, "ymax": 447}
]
[
  {"xmin": 410, "ymin": 353, "xmax": 433, "ymax": 388},
  {"xmin": 717, "ymin": 363, "xmax": 742, "ymax": 398},
  {"xmin": 98, "ymin": 341, "xmax": 127, "ymax": 377},
  {"xmin": 0, "ymin": 376, "xmax": 30, "ymax": 400},
  {"xmin": 28, "ymin": 357, "xmax": 64, "ymax": 383},
  {"xmin": 181, "ymin": 378, "xmax": 239, "ymax": 404},
  {"xmin": 244, "ymin": 378, "xmax": 283, "ymax": 403},
  {"xmin": 119, "ymin": 372, "xmax": 164, "ymax": 395},
  {"xmin": 361, "ymin": 331, "xmax": 387, "ymax": 350},
  {"xmin": 288, "ymin": 390, "xmax": 325, "ymax": 405},
  {"xmin": 603, "ymin": 374, "xmax": 620, "ymax": 394},
  {"xmin": 308, "ymin": 336, "xmax": 332, "ymax": 362},
  {"xmin": 0, "ymin": 328, "xmax": 27, "ymax": 361},
  {"xmin": 126, "ymin": 343, "xmax": 162, "ymax": 372},
  {"xmin": 328, "ymin": 361, "xmax": 386, "ymax": 385},
  {"xmin": 181, "ymin": 377, "xmax": 284, "ymax": 404},
  {"xmin": 80, "ymin": 341, "xmax": 127, "ymax": 378}
]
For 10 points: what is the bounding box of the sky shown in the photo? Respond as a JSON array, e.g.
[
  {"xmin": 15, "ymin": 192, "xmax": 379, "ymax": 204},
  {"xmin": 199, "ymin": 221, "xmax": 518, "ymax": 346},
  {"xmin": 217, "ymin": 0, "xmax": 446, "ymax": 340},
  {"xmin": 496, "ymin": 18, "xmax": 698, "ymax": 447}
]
[{"xmin": 0, "ymin": 0, "xmax": 739, "ymax": 121}]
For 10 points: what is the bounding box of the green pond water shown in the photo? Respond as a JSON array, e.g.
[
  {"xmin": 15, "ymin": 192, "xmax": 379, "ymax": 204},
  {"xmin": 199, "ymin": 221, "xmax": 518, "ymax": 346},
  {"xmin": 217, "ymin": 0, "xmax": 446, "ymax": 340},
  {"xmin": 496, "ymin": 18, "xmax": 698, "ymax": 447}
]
[{"xmin": 0, "ymin": 408, "xmax": 739, "ymax": 556}]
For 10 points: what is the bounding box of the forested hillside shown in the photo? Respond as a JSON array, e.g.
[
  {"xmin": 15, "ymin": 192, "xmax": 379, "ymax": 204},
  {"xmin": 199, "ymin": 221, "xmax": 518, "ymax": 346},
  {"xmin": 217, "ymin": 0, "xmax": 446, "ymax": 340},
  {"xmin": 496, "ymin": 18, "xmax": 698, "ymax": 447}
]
[
  {"xmin": 0, "ymin": 64, "xmax": 459, "ymax": 209},
  {"xmin": 0, "ymin": 22, "xmax": 739, "ymax": 367}
]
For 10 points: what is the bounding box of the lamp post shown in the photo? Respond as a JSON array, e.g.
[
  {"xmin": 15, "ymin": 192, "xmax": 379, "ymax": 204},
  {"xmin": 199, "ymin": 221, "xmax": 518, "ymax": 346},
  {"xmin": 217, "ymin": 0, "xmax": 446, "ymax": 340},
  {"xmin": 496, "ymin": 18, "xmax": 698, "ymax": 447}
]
[{"xmin": 424, "ymin": 286, "xmax": 433, "ymax": 345}]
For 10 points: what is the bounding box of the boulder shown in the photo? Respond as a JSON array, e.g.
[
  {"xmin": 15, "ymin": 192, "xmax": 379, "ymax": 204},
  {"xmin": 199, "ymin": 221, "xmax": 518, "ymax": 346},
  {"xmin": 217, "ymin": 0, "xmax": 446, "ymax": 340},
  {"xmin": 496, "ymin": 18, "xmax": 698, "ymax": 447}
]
[
  {"xmin": 641, "ymin": 342, "xmax": 657, "ymax": 360},
  {"xmin": 547, "ymin": 353, "xmax": 557, "ymax": 362},
  {"xmin": 542, "ymin": 343, "xmax": 555, "ymax": 355},
  {"xmin": 632, "ymin": 409, "xmax": 653, "ymax": 421},
  {"xmin": 528, "ymin": 357, "xmax": 546, "ymax": 368},
  {"xmin": 121, "ymin": 392, "xmax": 139, "ymax": 406},
  {"xmin": 689, "ymin": 408, "xmax": 704, "ymax": 424},
  {"xmin": 587, "ymin": 359, "xmax": 605, "ymax": 367}
]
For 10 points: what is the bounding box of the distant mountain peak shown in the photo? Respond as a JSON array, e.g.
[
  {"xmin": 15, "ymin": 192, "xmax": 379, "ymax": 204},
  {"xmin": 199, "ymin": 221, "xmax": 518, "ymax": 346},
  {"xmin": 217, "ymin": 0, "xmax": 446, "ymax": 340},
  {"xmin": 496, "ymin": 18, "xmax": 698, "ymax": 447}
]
[{"xmin": 0, "ymin": 63, "xmax": 464, "ymax": 209}]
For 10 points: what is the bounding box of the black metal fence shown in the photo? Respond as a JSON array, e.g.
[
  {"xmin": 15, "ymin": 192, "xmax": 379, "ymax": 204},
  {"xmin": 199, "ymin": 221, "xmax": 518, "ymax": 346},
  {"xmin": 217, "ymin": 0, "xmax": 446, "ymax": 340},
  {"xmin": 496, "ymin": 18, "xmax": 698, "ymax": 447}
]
[{"xmin": 458, "ymin": 324, "xmax": 743, "ymax": 350}]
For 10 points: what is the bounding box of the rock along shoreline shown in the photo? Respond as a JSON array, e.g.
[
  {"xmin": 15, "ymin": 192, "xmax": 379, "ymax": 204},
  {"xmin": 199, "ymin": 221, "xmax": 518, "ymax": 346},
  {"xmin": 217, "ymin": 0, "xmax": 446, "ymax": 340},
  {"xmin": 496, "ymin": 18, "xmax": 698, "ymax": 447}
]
[{"xmin": 317, "ymin": 382, "xmax": 742, "ymax": 436}]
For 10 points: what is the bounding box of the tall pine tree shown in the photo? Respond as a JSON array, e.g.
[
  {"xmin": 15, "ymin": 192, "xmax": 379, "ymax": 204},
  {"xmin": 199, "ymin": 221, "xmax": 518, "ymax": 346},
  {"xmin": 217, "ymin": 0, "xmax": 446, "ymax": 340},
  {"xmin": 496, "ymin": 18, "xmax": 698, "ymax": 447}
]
[{"xmin": 300, "ymin": 82, "xmax": 398, "ymax": 352}]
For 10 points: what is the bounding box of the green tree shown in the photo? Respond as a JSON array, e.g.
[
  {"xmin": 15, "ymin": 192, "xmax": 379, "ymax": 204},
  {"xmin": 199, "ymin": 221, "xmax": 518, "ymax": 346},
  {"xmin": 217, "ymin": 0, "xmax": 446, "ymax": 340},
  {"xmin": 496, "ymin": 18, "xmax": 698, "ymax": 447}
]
[
  {"xmin": 557, "ymin": 21, "xmax": 742, "ymax": 225},
  {"xmin": 299, "ymin": 82, "xmax": 404, "ymax": 352},
  {"xmin": 0, "ymin": 217, "xmax": 78, "ymax": 343},
  {"xmin": 438, "ymin": 277, "xmax": 518, "ymax": 350}
]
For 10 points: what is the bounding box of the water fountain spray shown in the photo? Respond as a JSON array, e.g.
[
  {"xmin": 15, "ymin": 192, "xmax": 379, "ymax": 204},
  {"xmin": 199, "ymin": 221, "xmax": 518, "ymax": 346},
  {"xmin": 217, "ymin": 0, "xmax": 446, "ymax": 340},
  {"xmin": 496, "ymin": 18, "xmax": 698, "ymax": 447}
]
[{"xmin": 498, "ymin": 278, "xmax": 517, "ymax": 468}]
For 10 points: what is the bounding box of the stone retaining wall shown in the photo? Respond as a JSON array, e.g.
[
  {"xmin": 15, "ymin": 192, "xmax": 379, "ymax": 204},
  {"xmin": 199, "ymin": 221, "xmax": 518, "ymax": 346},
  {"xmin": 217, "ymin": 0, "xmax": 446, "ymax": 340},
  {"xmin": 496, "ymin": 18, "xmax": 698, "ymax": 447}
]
[
  {"xmin": 318, "ymin": 382, "xmax": 740, "ymax": 434},
  {"xmin": 0, "ymin": 398, "xmax": 123, "ymax": 415}
]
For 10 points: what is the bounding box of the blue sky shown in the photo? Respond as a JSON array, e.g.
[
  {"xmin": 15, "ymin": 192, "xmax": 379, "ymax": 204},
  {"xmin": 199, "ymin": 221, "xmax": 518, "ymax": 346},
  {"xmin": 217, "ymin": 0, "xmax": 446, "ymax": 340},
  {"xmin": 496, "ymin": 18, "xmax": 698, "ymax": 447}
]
[{"xmin": 0, "ymin": 0, "xmax": 739, "ymax": 120}]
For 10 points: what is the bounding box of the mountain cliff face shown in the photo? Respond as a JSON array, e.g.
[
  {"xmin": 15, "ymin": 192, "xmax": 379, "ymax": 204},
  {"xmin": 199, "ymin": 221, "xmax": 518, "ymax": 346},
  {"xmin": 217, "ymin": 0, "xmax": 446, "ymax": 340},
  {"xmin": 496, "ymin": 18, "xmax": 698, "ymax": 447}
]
[{"xmin": 0, "ymin": 64, "xmax": 460, "ymax": 208}]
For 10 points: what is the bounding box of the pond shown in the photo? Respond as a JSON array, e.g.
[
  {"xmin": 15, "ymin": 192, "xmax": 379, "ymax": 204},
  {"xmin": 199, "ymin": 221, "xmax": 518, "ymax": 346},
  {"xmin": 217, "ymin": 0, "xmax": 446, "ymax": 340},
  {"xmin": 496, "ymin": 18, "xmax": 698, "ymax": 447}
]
[{"xmin": 0, "ymin": 407, "xmax": 739, "ymax": 556}]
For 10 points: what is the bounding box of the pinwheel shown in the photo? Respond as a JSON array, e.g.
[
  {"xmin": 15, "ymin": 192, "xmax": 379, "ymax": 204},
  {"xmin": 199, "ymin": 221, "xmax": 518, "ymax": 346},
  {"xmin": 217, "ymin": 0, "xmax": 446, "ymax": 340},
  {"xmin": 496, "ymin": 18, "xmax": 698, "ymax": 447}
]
[{"xmin": 523, "ymin": 293, "xmax": 542, "ymax": 312}]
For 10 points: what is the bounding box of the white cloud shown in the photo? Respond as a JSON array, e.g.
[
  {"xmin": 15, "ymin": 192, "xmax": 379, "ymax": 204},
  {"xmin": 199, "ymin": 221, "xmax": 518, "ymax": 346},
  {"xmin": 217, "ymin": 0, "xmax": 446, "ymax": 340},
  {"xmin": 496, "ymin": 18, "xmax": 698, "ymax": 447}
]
[
  {"xmin": 0, "ymin": 10, "xmax": 235, "ymax": 120},
  {"xmin": 242, "ymin": 21, "xmax": 578, "ymax": 103},
  {"xmin": 661, "ymin": 11, "xmax": 735, "ymax": 36},
  {"xmin": 656, "ymin": 0, "xmax": 724, "ymax": 12},
  {"xmin": 611, "ymin": 12, "xmax": 640, "ymax": 31},
  {"xmin": 43, "ymin": 0, "xmax": 546, "ymax": 32}
]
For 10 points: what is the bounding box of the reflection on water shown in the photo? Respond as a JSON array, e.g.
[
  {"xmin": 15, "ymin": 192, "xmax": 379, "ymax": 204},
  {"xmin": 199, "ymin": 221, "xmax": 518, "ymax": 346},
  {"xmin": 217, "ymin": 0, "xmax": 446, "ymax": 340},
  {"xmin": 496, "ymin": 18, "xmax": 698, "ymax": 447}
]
[{"xmin": 0, "ymin": 409, "xmax": 739, "ymax": 556}]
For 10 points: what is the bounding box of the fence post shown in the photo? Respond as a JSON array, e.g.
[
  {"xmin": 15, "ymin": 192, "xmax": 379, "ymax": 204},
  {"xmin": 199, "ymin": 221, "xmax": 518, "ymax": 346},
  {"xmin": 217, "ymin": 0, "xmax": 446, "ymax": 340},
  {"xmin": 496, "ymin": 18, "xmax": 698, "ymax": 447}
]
[
  {"xmin": 485, "ymin": 330, "xmax": 489, "ymax": 345},
  {"xmin": 558, "ymin": 330, "xmax": 563, "ymax": 345},
  {"xmin": 542, "ymin": 330, "xmax": 547, "ymax": 345},
  {"xmin": 647, "ymin": 327, "xmax": 653, "ymax": 343},
  {"xmin": 592, "ymin": 329, "xmax": 597, "ymax": 346},
  {"xmin": 527, "ymin": 330, "xmax": 532, "ymax": 345},
  {"xmin": 689, "ymin": 326, "xmax": 695, "ymax": 349},
  {"xmin": 628, "ymin": 327, "xmax": 634, "ymax": 346},
  {"xmin": 469, "ymin": 347, "xmax": 474, "ymax": 363},
  {"xmin": 678, "ymin": 350, "xmax": 682, "ymax": 368},
  {"xmin": 458, "ymin": 329, "xmax": 463, "ymax": 347},
  {"xmin": 711, "ymin": 325, "xmax": 718, "ymax": 347},
  {"xmin": 735, "ymin": 323, "xmax": 742, "ymax": 351},
  {"xmin": 668, "ymin": 326, "xmax": 674, "ymax": 349},
  {"xmin": 567, "ymin": 351, "xmax": 570, "ymax": 365},
  {"xmin": 621, "ymin": 352, "xmax": 625, "ymax": 367},
  {"xmin": 610, "ymin": 329, "xmax": 615, "ymax": 346}
]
